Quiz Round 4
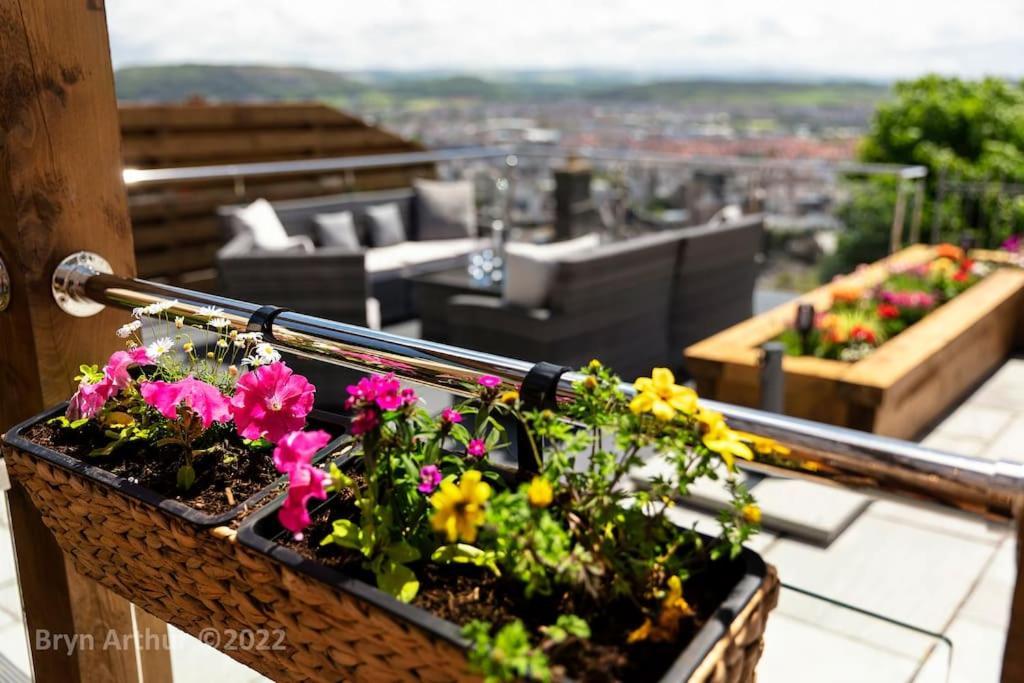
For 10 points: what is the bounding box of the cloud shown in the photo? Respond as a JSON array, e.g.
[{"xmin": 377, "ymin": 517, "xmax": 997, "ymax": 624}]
[{"xmin": 106, "ymin": 0, "xmax": 1024, "ymax": 78}]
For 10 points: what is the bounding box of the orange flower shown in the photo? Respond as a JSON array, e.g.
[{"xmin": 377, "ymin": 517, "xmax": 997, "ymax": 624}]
[
  {"xmin": 935, "ymin": 243, "xmax": 964, "ymax": 261},
  {"xmin": 830, "ymin": 284, "xmax": 863, "ymax": 304}
]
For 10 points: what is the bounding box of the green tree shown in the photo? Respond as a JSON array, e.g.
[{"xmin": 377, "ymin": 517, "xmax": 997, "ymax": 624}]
[{"xmin": 829, "ymin": 76, "xmax": 1024, "ymax": 278}]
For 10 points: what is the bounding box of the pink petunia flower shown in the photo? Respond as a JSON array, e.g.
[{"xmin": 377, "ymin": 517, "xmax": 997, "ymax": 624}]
[
  {"xmin": 140, "ymin": 376, "xmax": 231, "ymax": 429},
  {"xmin": 272, "ymin": 430, "xmax": 331, "ymax": 474},
  {"xmin": 478, "ymin": 375, "xmax": 501, "ymax": 388},
  {"xmin": 67, "ymin": 378, "xmax": 115, "ymax": 421},
  {"xmin": 467, "ymin": 439, "xmax": 487, "ymax": 459},
  {"xmin": 68, "ymin": 347, "xmax": 156, "ymax": 420},
  {"xmin": 418, "ymin": 465, "xmax": 442, "ymax": 494},
  {"xmin": 350, "ymin": 409, "xmax": 380, "ymax": 435},
  {"xmin": 441, "ymin": 407, "xmax": 463, "ymax": 424},
  {"xmin": 345, "ymin": 373, "xmax": 416, "ymax": 411},
  {"xmin": 278, "ymin": 463, "xmax": 328, "ymax": 540},
  {"xmin": 103, "ymin": 348, "xmax": 154, "ymax": 390},
  {"xmin": 374, "ymin": 377, "xmax": 405, "ymax": 411},
  {"xmin": 231, "ymin": 362, "xmax": 315, "ymax": 443}
]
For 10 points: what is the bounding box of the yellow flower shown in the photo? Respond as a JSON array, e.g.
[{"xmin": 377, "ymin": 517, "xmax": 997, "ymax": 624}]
[
  {"xmin": 930, "ymin": 257, "xmax": 957, "ymax": 276},
  {"xmin": 630, "ymin": 368, "xmax": 697, "ymax": 421},
  {"xmin": 627, "ymin": 575, "xmax": 694, "ymax": 644},
  {"xmin": 742, "ymin": 503, "xmax": 762, "ymax": 525},
  {"xmin": 526, "ymin": 477, "xmax": 553, "ymax": 508},
  {"xmin": 499, "ymin": 390, "xmax": 519, "ymax": 405},
  {"xmin": 588, "ymin": 359, "xmax": 602, "ymax": 370},
  {"xmin": 698, "ymin": 409, "xmax": 753, "ymax": 471},
  {"xmin": 430, "ymin": 471, "xmax": 491, "ymax": 543}
]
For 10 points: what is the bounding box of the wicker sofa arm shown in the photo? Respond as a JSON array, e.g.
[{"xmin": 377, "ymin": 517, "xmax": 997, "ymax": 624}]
[
  {"xmin": 446, "ymin": 295, "xmax": 582, "ymax": 354},
  {"xmin": 216, "ymin": 239, "xmax": 369, "ymax": 324}
]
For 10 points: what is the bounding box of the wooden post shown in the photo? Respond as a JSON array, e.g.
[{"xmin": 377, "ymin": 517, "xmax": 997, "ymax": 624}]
[
  {"xmin": 1002, "ymin": 515, "xmax": 1024, "ymax": 683},
  {"xmin": 0, "ymin": 0, "xmax": 171, "ymax": 680}
]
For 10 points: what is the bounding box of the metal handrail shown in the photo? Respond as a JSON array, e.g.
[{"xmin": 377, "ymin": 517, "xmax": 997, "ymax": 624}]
[
  {"xmin": 121, "ymin": 145, "xmax": 927, "ymax": 187},
  {"xmin": 121, "ymin": 147, "xmax": 510, "ymax": 187},
  {"xmin": 52, "ymin": 253, "xmax": 1024, "ymax": 524}
]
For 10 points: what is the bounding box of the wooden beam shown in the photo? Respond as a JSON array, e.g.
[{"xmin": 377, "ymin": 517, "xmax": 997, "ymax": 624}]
[
  {"xmin": 1003, "ymin": 516, "xmax": 1024, "ymax": 683},
  {"xmin": 0, "ymin": 0, "xmax": 170, "ymax": 680}
]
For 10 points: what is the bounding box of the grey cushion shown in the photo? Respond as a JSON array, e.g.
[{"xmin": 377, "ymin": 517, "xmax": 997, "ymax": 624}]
[
  {"xmin": 314, "ymin": 211, "xmax": 361, "ymax": 250},
  {"xmin": 366, "ymin": 203, "xmax": 407, "ymax": 248},
  {"xmin": 503, "ymin": 233, "xmax": 601, "ymax": 308},
  {"xmin": 228, "ymin": 198, "xmax": 313, "ymax": 252},
  {"xmin": 414, "ymin": 179, "xmax": 477, "ymax": 240}
]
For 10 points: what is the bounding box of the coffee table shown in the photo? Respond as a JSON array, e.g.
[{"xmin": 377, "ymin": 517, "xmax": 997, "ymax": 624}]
[{"xmin": 409, "ymin": 267, "xmax": 503, "ymax": 342}]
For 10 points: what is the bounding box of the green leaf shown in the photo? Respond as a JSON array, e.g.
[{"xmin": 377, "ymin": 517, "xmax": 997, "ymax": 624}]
[
  {"xmin": 432, "ymin": 544, "xmax": 501, "ymax": 575},
  {"xmin": 322, "ymin": 518, "xmax": 363, "ymax": 549},
  {"xmin": 377, "ymin": 561, "xmax": 419, "ymax": 603},
  {"xmin": 386, "ymin": 541, "xmax": 421, "ymax": 564},
  {"xmin": 176, "ymin": 464, "xmax": 196, "ymax": 491}
]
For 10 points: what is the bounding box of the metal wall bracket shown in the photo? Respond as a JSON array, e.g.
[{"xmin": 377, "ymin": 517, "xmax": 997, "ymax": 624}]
[
  {"xmin": 0, "ymin": 255, "xmax": 9, "ymax": 312},
  {"xmin": 52, "ymin": 251, "xmax": 111, "ymax": 317}
]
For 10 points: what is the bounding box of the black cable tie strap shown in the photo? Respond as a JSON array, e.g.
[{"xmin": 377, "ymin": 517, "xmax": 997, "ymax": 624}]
[
  {"xmin": 516, "ymin": 361, "xmax": 572, "ymax": 476},
  {"xmin": 246, "ymin": 305, "xmax": 290, "ymax": 341}
]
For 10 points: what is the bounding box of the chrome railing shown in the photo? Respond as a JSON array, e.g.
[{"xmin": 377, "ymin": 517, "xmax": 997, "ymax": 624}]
[{"xmin": 52, "ymin": 252, "xmax": 1024, "ymax": 523}]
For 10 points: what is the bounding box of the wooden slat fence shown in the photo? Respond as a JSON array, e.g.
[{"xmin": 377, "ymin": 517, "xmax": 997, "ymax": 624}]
[{"xmin": 121, "ymin": 102, "xmax": 434, "ymax": 289}]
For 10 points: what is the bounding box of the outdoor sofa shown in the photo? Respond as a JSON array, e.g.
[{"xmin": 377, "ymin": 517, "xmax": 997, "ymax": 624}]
[
  {"xmin": 446, "ymin": 215, "xmax": 764, "ymax": 379},
  {"xmin": 216, "ymin": 183, "xmax": 487, "ymax": 327}
]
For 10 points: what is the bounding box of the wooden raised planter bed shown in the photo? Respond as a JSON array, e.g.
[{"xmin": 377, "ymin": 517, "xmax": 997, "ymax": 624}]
[{"xmin": 686, "ymin": 245, "xmax": 1024, "ymax": 439}]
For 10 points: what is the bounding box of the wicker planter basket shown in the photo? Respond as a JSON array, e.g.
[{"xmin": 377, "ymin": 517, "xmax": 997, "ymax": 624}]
[
  {"xmin": 2, "ymin": 406, "xmax": 779, "ymax": 682},
  {"xmin": 235, "ymin": 489, "xmax": 780, "ymax": 683}
]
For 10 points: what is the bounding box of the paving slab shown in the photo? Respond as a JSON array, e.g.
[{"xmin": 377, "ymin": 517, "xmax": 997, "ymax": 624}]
[
  {"xmin": 980, "ymin": 415, "xmax": 1024, "ymax": 462},
  {"xmin": 758, "ymin": 609, "xmax": 926, "ymax": 683},
  {"xmin": 957, "ymin": 536, "xmax": 1015, "ymax": 631},
  {"xmin": 966, "ymin": 358, "xmax": 1024, "ymax": 410},
  {"xmin": 763, "ymin": 511, "xmax": 998, "ymax": 661},
  {"xmin": 914, "ymin": 615, "xmax": 1005, "ymax": 683},
  {"xmin": 0, "ymin": 582, "xmax": 21, "ymax": 628},
  {"xmin": 920, "ymin": 430, "xmax": 988, "ymax": 458},
  {"xmin": 866, "ymin": 499, "xmax": 1010, "ymax": 546},
  {"xmin": 0, "ymin": 623, "xmax": 28, "ymax": 678},
  {"xmin": 632, "ymin": 456, "xmax": 869, "ymax": 545},
  {"xmin": 662, "ymin": 505, "xmax": 778, "ymax": 554},
  {"xmin": 932, "ymin": 404, "xmax": 1015, "ymax": 442}
]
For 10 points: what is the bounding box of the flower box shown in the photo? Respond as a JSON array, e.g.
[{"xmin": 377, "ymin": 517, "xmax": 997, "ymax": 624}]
[
  {"xmin": 235, "ymin": 484, "xmax": 779, "ymax": 682},
  {"xmin": 1, "ymin": 405, "xmax": 351, "ymax": 680},
  {"xmin": 685, "ymin": 245, "xmax": 1024, "ymax": 438}
]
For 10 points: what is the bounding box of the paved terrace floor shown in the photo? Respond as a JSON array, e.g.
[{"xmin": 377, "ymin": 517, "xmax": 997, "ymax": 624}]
[{"xmin": 0, "ymin": 347, "xmax": 1020, "ymax": 682}]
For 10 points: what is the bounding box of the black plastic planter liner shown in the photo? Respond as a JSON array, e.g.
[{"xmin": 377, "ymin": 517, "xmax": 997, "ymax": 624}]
[
  {"xmin": 2, "ymin": 403, "xmax": 351, "ymax": 528},
  {"xmin": 237, "ymin": 483, "xmax": 769, "ymax": 682}
]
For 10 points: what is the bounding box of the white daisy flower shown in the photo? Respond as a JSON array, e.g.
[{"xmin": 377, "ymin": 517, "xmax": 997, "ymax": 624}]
[
  {"xmin": 146, "ymin": 337, "xmax": 174, "ymax": 358},
  {"xmin": 131, "ymin": 307, "xmax": 145, "ymax": 319},
  {"xmin": 255, "ymin": 343, "xmax": 281, "ymax": 363},
  {"xmin": 237, "ymin": 332, "xmax": 263, "ymax": 342},
  {"xmin": 174, "ymin": 316, "xmax": 185, "ymax": 329},
  {"xmin": 217, "ymin": 338, "xmax": 229, "ymax": 349},
  {"xmin": 241, "ymin": 355, "xmax": 263, "ymax": 368},
  {"xmin": 196, "ymin": 305, "xmax": 225, "ymax": 319},
  {"xmin": 116, "ymin": 320, "xmax": 143, "ymax": 338},
  {"xmin": 208, "ymin": 317, "xmax": 231, "ymax": 329}
]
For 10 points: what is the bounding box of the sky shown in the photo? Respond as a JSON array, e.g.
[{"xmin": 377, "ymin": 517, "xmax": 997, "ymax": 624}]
[{"xmin": 107, "ymin": 0, "xmax": 1024, "ymax": 80}]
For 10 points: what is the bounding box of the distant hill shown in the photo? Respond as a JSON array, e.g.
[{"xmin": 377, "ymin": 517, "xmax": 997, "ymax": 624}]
[
  {"xmin": 114, "ymin": 64, "xmax": 368, "ymax": 102},
  {"xmin": 589, "ymin": 79, "xmax": 887, "ymax": 107},
  {"xmin": 114, "ymin": 64, "xmax": 889, "ymax": 108}
]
